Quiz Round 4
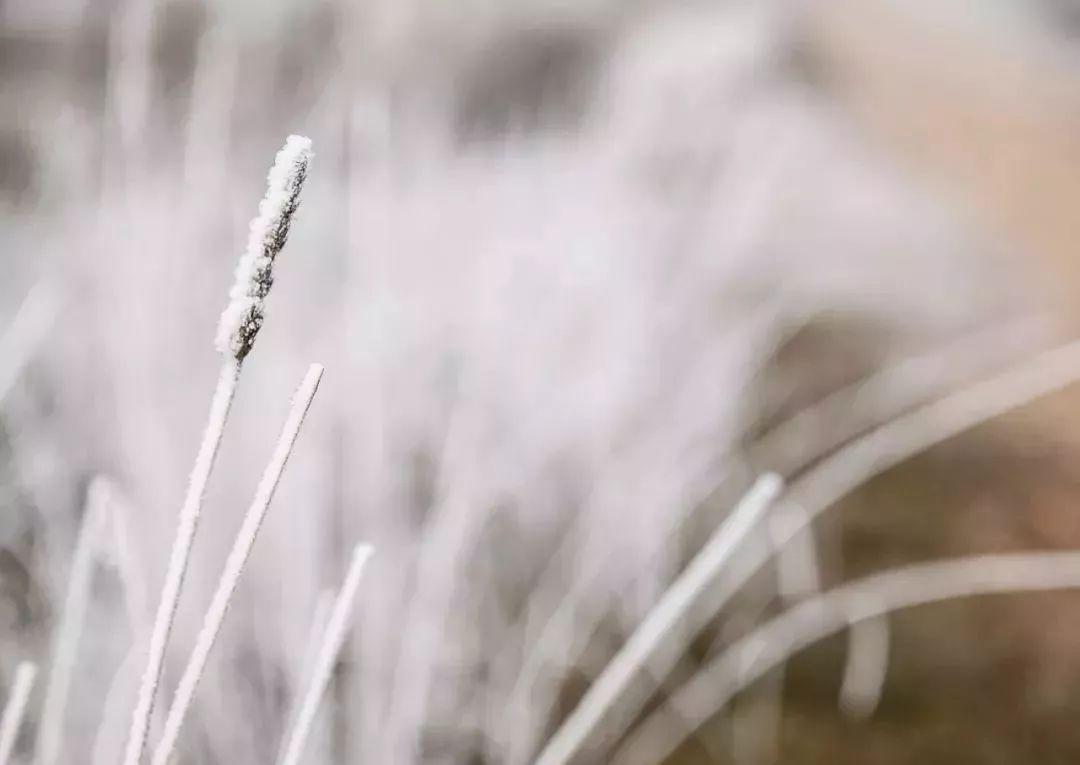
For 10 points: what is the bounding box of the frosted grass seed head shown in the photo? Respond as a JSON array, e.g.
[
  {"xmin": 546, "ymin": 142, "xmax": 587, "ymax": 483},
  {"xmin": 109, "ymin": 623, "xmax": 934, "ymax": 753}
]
[
  {"xmin": 125, "ymin": 136, "xmax": 313, "ymax": 765},
  {"xmin": 216, "ymin": 134, "xmax": 313, "ymax": 361}
]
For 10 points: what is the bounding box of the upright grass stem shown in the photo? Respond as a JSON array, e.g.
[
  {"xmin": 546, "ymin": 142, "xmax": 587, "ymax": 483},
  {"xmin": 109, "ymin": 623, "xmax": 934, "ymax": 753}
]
[
  {"xmin": 35, "ymin": 481, "xmax": 109, "ymax": 765},
  {"xmin": 0, "ymin": 284, "xmax": 57, "ymax": 406},
  {"xmin": 122, "ymin": 358, "xmax": 239, "ymax": 765},
  {"xmin": 533, "ymin": 473, "xmax": 783, "ymax": 765},
  {"xmin": 151, "ymin": 364, "xmax": 325, "ymax": 765},
  {"xmin": 277, "ymin": 543, "xmax": 374, "ymax": 765},
  {"xmin": 123, "ymin": 134, "xmax": 311, "ymax": 765},
  {"xmin": 0, "ymin": 662, "xmax": 37, "ymax": 765}
]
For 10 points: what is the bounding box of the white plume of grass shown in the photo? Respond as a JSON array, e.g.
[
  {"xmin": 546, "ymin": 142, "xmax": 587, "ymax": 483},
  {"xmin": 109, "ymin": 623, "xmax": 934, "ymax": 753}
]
[
  {"xmin": 0, "ymin": 662, "xmax": 37, "ymax": 765},
  {"xmin": 216, "ymin": 134, "xmax": 313, "ymax": 361},
  {"xmin": 152, "ymin": 363, "xmax": 325, "ymax": 765},
  {"xmin": 123, "ymin": 135, "xmax": 314, "ymax": 765},
  {"xmin": 34, "ymin": 479, "xmax": 109, "ymax": 765},
  {"xmin": 534, "ymin": 472, "xmax": 783, "ymax": 765},
  {"xmin": 277, "ymin": 542, "xmax": 375, "ymax": 765}
]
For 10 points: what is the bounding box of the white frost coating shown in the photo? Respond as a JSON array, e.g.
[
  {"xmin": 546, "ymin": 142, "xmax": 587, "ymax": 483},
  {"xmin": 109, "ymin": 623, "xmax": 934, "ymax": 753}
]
[
  {"xmin": 123, "ymin": 357, "xmax": 240, "ymax": 765},
  {"xmin": 35, "ymin": 480, "xmax": 109, "ymax": 765},
  {"xmin": 151, "ymin": 363, "xmax": 325, "ymax": 765},
  {"xmin": 534, "ymin": 473, "xmax": 783, "ymax": 765},
  {"xmin": 0, "ymin": 662, "xmax": 37, "ymax": 765},
  {"xmin": 215, "ymin": 134, "xmax": 313, "ymax": 360},
  {"xmin": 277, "ymin": 542, "xmax": 375, "ymax": 765}
]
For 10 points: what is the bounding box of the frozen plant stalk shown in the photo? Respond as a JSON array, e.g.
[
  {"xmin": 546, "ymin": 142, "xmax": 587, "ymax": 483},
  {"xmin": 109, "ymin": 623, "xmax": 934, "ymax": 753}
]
[
  {"xmin": 0, "ymin": 662, "xmax": 37, "ymax": 765},
  {"xmin": 277, "ymin": 543, "xmax": 375, "ymax": 765},
  {"xmin": 216, "ymin": 134, "xmax": 313, "ymax": 361},
  {"xmin": 124, "ymin": 135, "xmax": 313, "ymax": 765},
  {"xmin": 152, "ymin": 364, "xmax": 325, "ymax": 765},
  {"xmin": 35, "ymin": 480, "xmax": 110, "ymax": 765}
]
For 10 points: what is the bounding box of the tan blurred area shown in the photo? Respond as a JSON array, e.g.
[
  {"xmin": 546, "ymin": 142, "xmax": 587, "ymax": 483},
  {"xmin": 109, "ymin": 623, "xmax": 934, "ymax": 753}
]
[
  {"xmin": 674, "ymin": 5, "xmax": 1080, "ymax": 764},
  {"xmin": 806, "ymin": 0, "xmax": 1080, "ymax": 314}
]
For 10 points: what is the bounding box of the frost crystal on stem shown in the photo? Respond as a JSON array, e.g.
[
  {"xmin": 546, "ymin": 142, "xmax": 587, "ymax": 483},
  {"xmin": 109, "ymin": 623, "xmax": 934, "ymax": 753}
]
[{"xmin": 216, "ymin": 134, "xmax": 313, "ymax": 361}]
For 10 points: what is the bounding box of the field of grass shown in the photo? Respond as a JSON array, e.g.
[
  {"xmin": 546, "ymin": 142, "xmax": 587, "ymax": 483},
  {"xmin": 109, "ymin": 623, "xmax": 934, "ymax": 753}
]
[{"xmin": 3, "ymin": 1, "xmax": 1080, "ymax": 763}]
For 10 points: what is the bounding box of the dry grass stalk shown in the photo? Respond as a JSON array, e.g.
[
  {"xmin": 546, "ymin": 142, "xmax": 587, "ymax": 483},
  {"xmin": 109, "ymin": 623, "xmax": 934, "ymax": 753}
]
[
  {"xmin": 547, "ymin": 335, "xmax": 1080, "ymax": 762},
  {"xmin": 534, "ymin": 473, "xmax": 783, "ymax": 765},
  {"xmin": 34, "ymin": 480, "xmax": 109, "ymax": 765},
  {"xmin": 277, "ymin": 543, "xmax": 375, "ymax": 765},
  {"xmin": 0, "ymin": 662, "xmax": 38, "ymax": 765},
  {"xmin": 617, "ymin": 551, "xmax": 1080, "ymax": 764},
  {"xmin": 838, "ymin": 605, "xmax": 890, "ymax": 720},
  {"xmin": 0, "ymin": 284, "xmax": 57, "ymax": 406},
  {"xmin": 152, "ymin": 363, "xmax": 325, "ymax": 765},
  {"xmin": 123, "ymin": 134, "xmax": 313, "ymax": 765}
]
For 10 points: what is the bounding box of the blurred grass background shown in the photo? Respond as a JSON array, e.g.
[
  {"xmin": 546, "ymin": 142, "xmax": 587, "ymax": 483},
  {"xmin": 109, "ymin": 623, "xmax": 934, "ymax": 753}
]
[{"xmin": 5, "ymin": 0, "xmax": 1080, "ymax": 763}]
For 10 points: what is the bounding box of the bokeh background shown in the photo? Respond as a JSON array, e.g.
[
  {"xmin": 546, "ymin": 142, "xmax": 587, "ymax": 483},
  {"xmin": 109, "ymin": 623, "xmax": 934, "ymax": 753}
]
[{"xmin": 4, "ymin": 0, "xmax": 1080, "ymax": 762}]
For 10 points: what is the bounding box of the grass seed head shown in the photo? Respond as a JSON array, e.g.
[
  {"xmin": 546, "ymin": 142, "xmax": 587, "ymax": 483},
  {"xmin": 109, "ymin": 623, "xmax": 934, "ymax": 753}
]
[{"xmin": 216, "ymin": 134, "xmax": 313, "ymax": 361}]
